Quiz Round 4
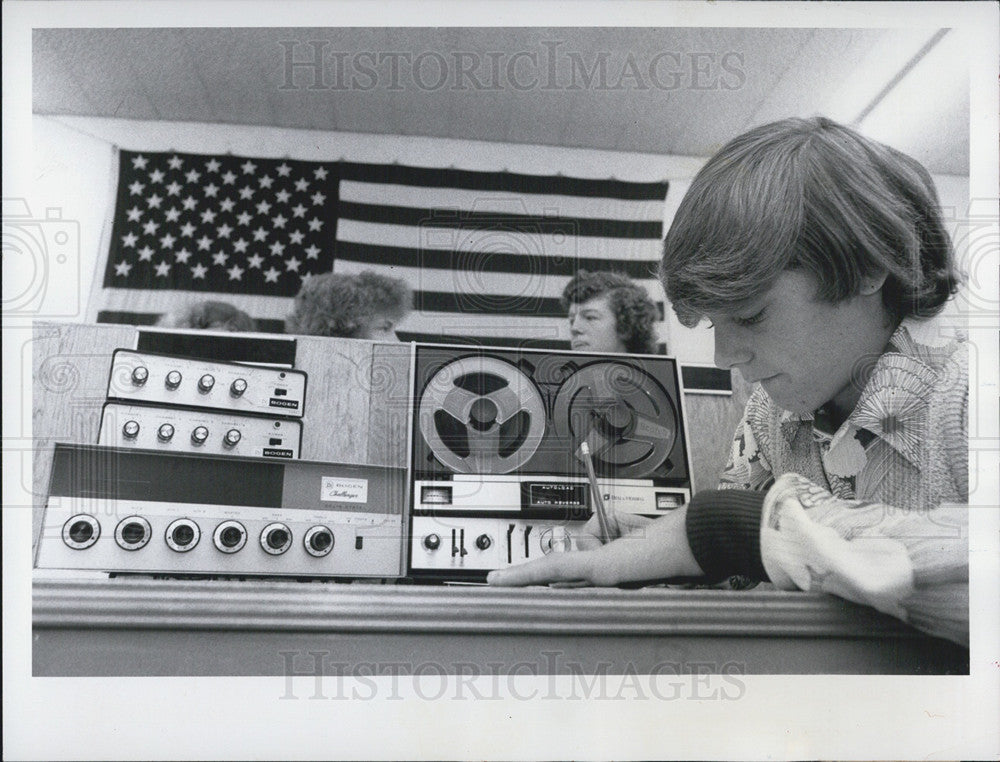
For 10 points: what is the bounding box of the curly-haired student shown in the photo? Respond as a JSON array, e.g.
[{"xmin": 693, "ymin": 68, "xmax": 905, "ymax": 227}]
[
  {"xmin": 562, "ymin": 270, "xmax": 660, "ymax": 354},
  {"xmin": 285, "ymin": 270, "xmax": 412, "ymax": 341}
]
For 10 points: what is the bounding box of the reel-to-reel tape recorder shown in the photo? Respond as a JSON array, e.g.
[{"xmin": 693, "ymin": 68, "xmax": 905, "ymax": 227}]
[{"xmin": 408, "ymin": 345, "xmax": 693, "ymax": 580}]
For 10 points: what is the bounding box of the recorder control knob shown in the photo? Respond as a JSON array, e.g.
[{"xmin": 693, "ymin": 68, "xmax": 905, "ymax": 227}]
[
  {"xmin": 261, "ymin": 523, "xmax": 292, "ymax": 555},
  {"xmin": 165, "ymin": 370, "xmax": 182, "ymax": 390},
  {"xmin": 230, "ymin": 378, "xmax": 248, "ymax": 397},
  {"xmin": 304, "ymin": 526, "xmax": 335, "ymax": 557},
  {"xmin": 223, "ymin": 429, "xmax": 241, "ymax": 448},
  {"xmin": 475, "ymin": 534, "xmax": 492, "ymax": 551},
  {"xmin": 157, "ymin": 423, "xmax": 175, "ymax": 442},
  {"xmin": 197, "ymin": 373, "xmax": 216, "ymax": 393},
  {"xmin": 131, "ymin": 366, "xmax": 149, "ymax": 386},
  {"xmin": 191, "ymin": 426, "xmax": 209, "ymax": 445},
  {"xmin": 423, "ymin": 533, "xmax": 441, "ymax": 551},
  {"xmin": 122, "ymin": 420, "xmax": 140, "ymax": 439}
]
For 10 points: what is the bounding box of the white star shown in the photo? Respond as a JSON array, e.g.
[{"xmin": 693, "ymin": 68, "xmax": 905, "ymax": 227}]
[
  {"xmin": 289, "ymin": 230, "xmax": 305, "ymax": 245},
  {"xmin": 263, "ymin": 266, "xmax": 281, "ymax": 283},
  {"xmin": 175, "ymin": 248, "xmax": 192, "ymax": 264},
  {"xmin": 275, "ymin": 189, "xmax": 291, "ymax": 204},
  {"xmin": 131, "ymin": 155, "xmax": 149, "ymax": 170},
  {"xmin": 165, "ymin": 181, "xmax": 182, "ymax": 196},
  {"xmin": 185, "ymin": 169, "xmax": 201, "ymax": 183},
  {"xmin": 180, "ymin": 222, "xmax": 196, "ymax": 237},
  {"xmin": 239, "ymin": 186, "xmax": 254, "ymax": 200},
  {"xmin": 142, "ymin": 220, "xmax": 160, "ymax": 235},
  {"xmin": 126, "ymin": 206, "xmax": 143, "ymax": 222},
  {"xmin": 227, "ymin": 264, "xmax": 245, "ymax": 281},
  {"xmin": 295, "ymin": 178, "xmax": 310, "ymax": 192},
  {"xmin": 252, "ymin": 227, "xmax": 268, "ymax": 242},
  {"xmin": 236, "ymin": 212, "xmax": 252, "ymax": 226},
  {"xmin": 201, "ymin": 209, "xmax": 217, "ymax": 224},
  {"xmin": 284, "ymin": 256, "xmax": 301, "ymax": 272},
  {"xmin": 128, "ymin": 181, "xmax": 145, "ymax": 195},
  {"xmin": 167, "ymin": 155, "xmax": 183, "ymax": 170},
  {"xmin": 114, "ymin": 260, "xmax": 133, "ymax": 277},
  {"xmin": 181, "ymin": 196, "xmax": 198, "ymax": 210},
  {"xmin": 307, "ymin": 218, "xmax": 324, "ymax": 232},
  {"xmin": 159, "ymin": 233, "xmax": 176, "ymax": 249},
  {"xmin": 313, "ymin": 166, "xmax": 328, "ymax": 180},
  {"xmin": 191, "ymin": 263, "xmax": 208, "ymax": 279},
  {"xmin": 164, "ymin": 207, "xmax": 181, "ymax": 222},
  {"xmin": 197, "ymin": 235, "xmax": 213, "ymax": 251},
  {"xmin": 269, "ymin": 241, "xmax": 286, "ymax": 256},
  {"xmin": 241, "ymin": 160, "xmax": 257, "ymax": 175},
  {"xmin": 299, "ymin": 271, "xmax": 314, "ymax": 285},
  {"xmin": 233, "ymin": 238, "xmax": 249, "ymax": 253},
  {"xmin": 221, "ymin": 171, "xmax": 237, "ymax": 185},
  {"xmin": 310, "ymin": 191, "xmax": 326, "ymax": 205},
  {"xmin": 276, "ymin": 163, "xmax": 292, "ymax": 177},
  {"xmin": 247, "ymin": 253, "xmax": 264, "ymax": 268},
  {"xmin": 137, "ymin": 245, "xmax": 155, "ymax": 262},
  {"xmin": 212, "ymin": 251, "xmax": 230, "ymax": 266},
  {"xmin": 219, "ymin": 198, "xmax": 235, "ymax": 212},
  {"xmin": 147, "ymin": 194, "xmax": 163, "ymax": 209},
  {"xmin": 304, "ymin": 244, "xmax": 320, "ymax": 259},
  {"xmin": 154, "ymin": 261, "xmax": 171, "ymax": 277},
  {"xmin": 121, "ymin": 232, "xmax": 138, "ymax": 248},
  {"xmin": 259, "ymin": 175, "xmax": 274, "ymax": 189},
  {"xmin": 271, "ymin": 214, "xmax": 287, "ymax": 229},
  {"xmin": 256, "ymin": 200, "xmax": 272, "ymax": 215},
  {"xmin": 291, "ymin": 203, "xmax": 307, "ymax": 218},
  {"xmin": 205, "ymin": 158, "xmax": 221, "ymax": 172},
  {"xmin": 149, "ymin": 169, "xmax": 165, "ymax": 183},
  {"xmin": 203, "ymin": 183, "xmax": 219, "ymax": 198},
  {"xmin": 216, "ymin": 223, "xmax": 233, "ymax": 239}
]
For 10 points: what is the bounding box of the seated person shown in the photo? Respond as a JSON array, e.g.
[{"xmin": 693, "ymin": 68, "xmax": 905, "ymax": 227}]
[
  {"xmin": 490, "ymin": 117, "xmax": 969, "ymax": 648},
  {"xmin": 562, "ymin": 270, "xmax": 660, "ymax": 354},
  {"xmin": 284, "ymin": 270, "xmax": 411, "ymax": 341},
  {"xmin": 156, "ymin": 300, "xmax": 256, "ymax": 332}
]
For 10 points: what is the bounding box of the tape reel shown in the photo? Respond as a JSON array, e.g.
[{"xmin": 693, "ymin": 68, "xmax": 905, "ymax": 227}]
[
  {"xmin": 552, "ymin": 361, "xmax": 676, "ymax": 478},
  {"xmin": 418, "ymin": 355, "xmax": 546, "ymax": 474}
]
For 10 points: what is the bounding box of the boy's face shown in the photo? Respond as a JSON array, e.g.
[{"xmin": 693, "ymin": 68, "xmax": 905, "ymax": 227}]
[
  {"xmin": 357, "ymin": 313, "xmax": 398, "ymax": 342},
  {"xmin": 707, "ymin": 269, "xmax": 893, "ymax": 417},
  {"xmin": 568, "ymin": 295, "xmax": 626, "ymax": 353}
]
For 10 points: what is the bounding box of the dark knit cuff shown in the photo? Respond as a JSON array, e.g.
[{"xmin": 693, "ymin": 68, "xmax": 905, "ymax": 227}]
[{"xmin": 685, "ymin": 489, "xmax": 770, "ymax": 583}]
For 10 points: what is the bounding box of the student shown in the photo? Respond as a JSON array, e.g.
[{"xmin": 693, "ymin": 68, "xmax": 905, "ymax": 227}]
[
  {"xmin": 562, "ymin": 270, "xmax": 660, "ymax": 354},
  {"xmin": 489, "ymin": 116, "xmax": 969, "ymax": 648},
  {"xmin": 284, "ymin": 270, "xmax": 412, "ymax": 341},
  {"xmin": 156, "ymin": 300, "xmax": 256, "ymax": 332}
]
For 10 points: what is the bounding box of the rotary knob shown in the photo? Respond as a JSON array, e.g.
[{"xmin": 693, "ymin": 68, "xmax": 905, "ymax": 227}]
[
  {"xmin": 165, "ymin": 370, "xmax": 182, "ymax": 390},
  {"xmin": 223, "ymin": 429, "xmax": 241, "ymax": 448},
  {"xmin": 261, "ymin": 523, "xmax": 292, "ymax": 555},
  {"xmin": 475, "ymin": 534, "xmax": 492, "ymax": 551},
  {"xmin": 191, "ymin": 426, "xmax": 209, "ymax": 445},
  {"xmin": 304, "ymin": 526, "xmax": 335, "ymax": 557},
  {"xmin": 131, "ymin": 366, "xmax": 149, "ymax": 386},
  {"xmin": 198, "ymin": 374, "xmax": 216, "ymax": 393},
  {"xmin": 423, "ymin": 533, "xmax": 441, "ymax": 551},
  {"xmin": 122, "ymin": 420, "xmax": 140, "ymax": 439},
  {"xmin": 157, "ymin": 423, "xmax": 175, "ymax": 442},
  {"xmin": 230, "ymin": 378, "xmax": 248, "ymax": 397}
]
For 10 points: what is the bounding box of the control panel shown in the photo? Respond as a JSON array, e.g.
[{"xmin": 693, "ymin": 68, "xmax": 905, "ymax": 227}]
[
  {"xmin": 107, "ymin": 349, "xmax": 307, "ymax": 418},
  {"xmin": 98, "ymin": 403, "xmax": 302, "ymax": 458}
]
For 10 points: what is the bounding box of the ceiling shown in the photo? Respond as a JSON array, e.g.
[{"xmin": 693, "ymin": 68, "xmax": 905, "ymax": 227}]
[{"xmin": 33, "ymin": 26, "xmax": 970, "ymax": 175}]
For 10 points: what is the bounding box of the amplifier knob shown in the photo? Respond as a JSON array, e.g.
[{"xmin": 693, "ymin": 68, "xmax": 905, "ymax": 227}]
[
  {"xmin": 475, "ymin": 534, "xmax": 492, "ymax": 551},
  {"xmin": 122, "ymin": 420, "xmax": 140, "ymax": 439},
  {"xmin": 191, "ymin": 426, "xmax": 209, "ymax": 445},
  {"xmin": 165, "ymin": 370, "xmax": 182, "ymax": 390},
  {"xmin": 230, "ymin": 378, "xmax": 248, "ymax": 397},
  {"xmin": 304, "ymin": 526, "xmax": 335, "ymax": 557},
  {"xmin": 115, "ymin": 516, "xmax": 152, "ymax": 550},
  {"xmin": 423, "ymin": 533, "xmax": 441, "ymax": 551},
  {"xmin": 223, "ymin": 429, "xmax": 242, "ymax": 447},
  {"xmin": 131, "ymin": 366, "xmax": 149, "ymax": 386},
  {"xmin": 261, "ymin": 522, "xmax": 292, "ymax": 555},
  {"xmin": 213, "ymin": 520, "xmax": 247, "ymax": 553},
  {"xmin": 165, "ymin": 519, "xmax": 200, "ymax": 552},
  {"xmin": 198, "ymin": 373, "xmax": 216, "ymax": 393},
  {"xmin": 62, "ymin": 514, "xmax": 100, "ymax": 549},
  {"xmin": 157, "ymin": 423, "xmax": 175, "ymax": 442}
]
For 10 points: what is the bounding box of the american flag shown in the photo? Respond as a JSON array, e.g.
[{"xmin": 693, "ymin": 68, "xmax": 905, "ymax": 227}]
[{"xmin": 94, "ymin": 149, "xmax": 670, "ymax": 348}]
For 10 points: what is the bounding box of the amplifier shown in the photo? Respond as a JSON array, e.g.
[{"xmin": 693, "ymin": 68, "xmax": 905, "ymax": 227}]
[
  {"xmin": 35, "ymin": 443, "xmax": 408, "ymax": 578},
  {"xmin": 107, "ymin": 349, "xmax": 307, "ymax": 418}
]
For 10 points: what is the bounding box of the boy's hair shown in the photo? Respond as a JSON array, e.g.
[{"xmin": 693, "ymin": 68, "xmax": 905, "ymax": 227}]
[
  {"xmin": 660, "ymin": 116, "xmax": 961, "ymax": 327},
  {"xmin": 157, "ymin": 300, "xmax": 256, "ymax": 332},
  {"xmin": 285, "ymin": 270, "xmax": 412, "ymax": 338},
  {"xmin": 561, "ymin": 270, "xmax": 660, "ymax": 354}
]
